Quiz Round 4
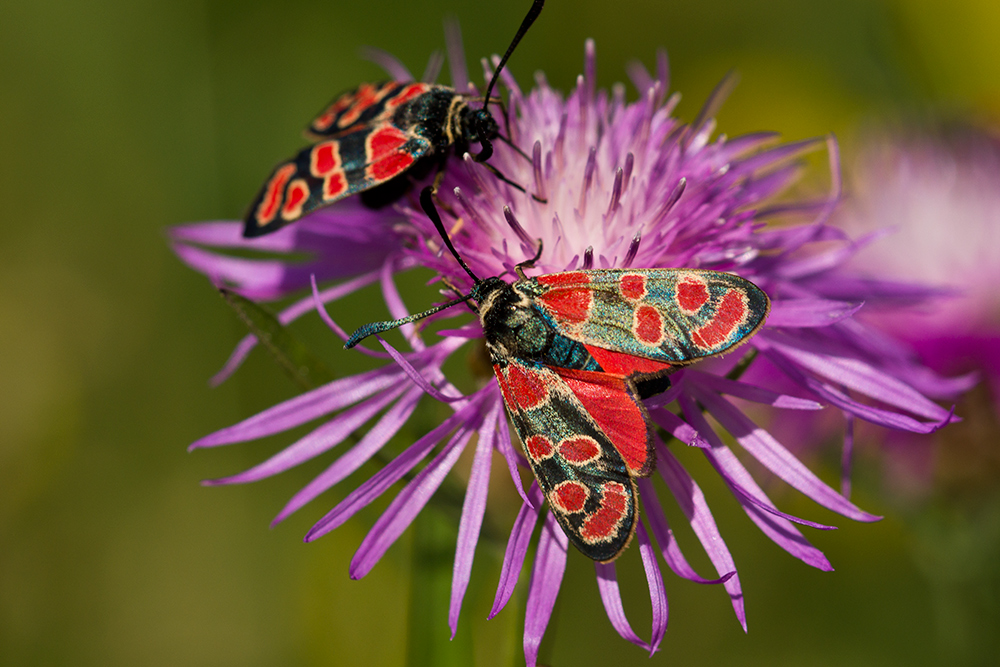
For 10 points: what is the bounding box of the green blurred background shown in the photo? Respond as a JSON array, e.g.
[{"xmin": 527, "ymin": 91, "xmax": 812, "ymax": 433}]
[{"xmin": 3, "ymin": 0, "xmax": 999, "ymax": 664}]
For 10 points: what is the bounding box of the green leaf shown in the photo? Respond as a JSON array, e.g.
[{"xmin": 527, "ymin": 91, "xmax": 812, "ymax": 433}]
[{"xmin": 219, "ymin": 289, "xmax": 335, "ymax": 390}]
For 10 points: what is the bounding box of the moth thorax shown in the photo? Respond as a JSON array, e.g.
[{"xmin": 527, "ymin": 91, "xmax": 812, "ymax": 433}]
[{"xmin": 442, "ymin": 96, "xmax": 468, "ymax": 147}]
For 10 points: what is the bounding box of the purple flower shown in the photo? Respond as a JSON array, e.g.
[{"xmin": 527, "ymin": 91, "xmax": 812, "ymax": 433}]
[
  {"xmin": 829, "ymin": 124, "xmax": 1000, "ymax": 497},
  {"xmin": 175, "ymin": 40, "xmax": 968, "ymax": 665}
]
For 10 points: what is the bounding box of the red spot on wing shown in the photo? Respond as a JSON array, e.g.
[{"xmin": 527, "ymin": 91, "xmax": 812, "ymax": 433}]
[
  {"xmin": 584, "ymin": 345, "xmax": 672, "ymax": 376},
  {"xmin": 367, "ymin": 126, "xmax": 408, "ymax": 161},
  {"xmin": 337, "ymin": 83, "xmax": 382, "ymax": 128},
  {"xmin": 255, "ymin": 163, "xmax": 297, "ymax": 225},
  {"xmin": 619, "ymin": 273, "xmax": 647, "ymax": 300},
  {"xmin": 525, "ymin": 434, "xmax": 554, "ymax": 461},
  {"xmin": 310, "ymin": 141, "xmax": 341, "ymax": 177},
  {"xmin": 369, "ymin": 151, "xmax": 415, "ymax": 181},
  {"xmin": 635, "ymin": 305, "xmax": 664, "ymax": 345},
  {"xmin": 385, "ymin": 83, "xmax": 431, "ymax": 109},
  {"xmin": 280, "ymin": 179, "xmax": 309, "ymax": 220},
  {"xmin": 501, "ymin": 362, "xmax": 549, "ymax": 410},
  {"xmin": 366, "ymin": 126, "xmax": 414, "ymax": 180},
  {"xmin": 677, "ymin": 275, "xmax": 710, "ymax": 314},
  {"xmin": 537, "ymin": 272, "xmax": 590, "ymax": 287},
  {"xmin": 692, "ymin": 288, "xmax": 748, "ymax": 350},
  {"xmin": 323, "ymin": 172, "xmax": 348, "ymax": 200},
  {"xmin": 554, "ymin": 367, "xmax": 652, "ymax": 476},
  {"xmin": 580, "ymin": 482, "xmax": 629, "ymax": 542},
  {"xmin": 552, "ymin": 481, "xmax": 589, "ymax": 513},
  {"xmin": 312, "ymin": 95, "xmax": 352, "ymax": 133},
  {"xmin": 557, "ymin": 436, "xmax": 601, "ymax": 465},
  {"xmin": 538, "ymin": 288, "xmax": 592, "ymax": 324}
]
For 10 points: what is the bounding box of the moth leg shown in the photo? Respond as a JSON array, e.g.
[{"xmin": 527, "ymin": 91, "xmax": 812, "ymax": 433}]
[
  {"xmin": 514, "ymin": 240, "xmax": 544, "ymax": 280},
  {"xmin": 426, "ymin": 156, "xmax": 460, "ymax": 218},
  {"xmin": 477, "ymin": 162, "xmax": 547, "ymax": 205}
]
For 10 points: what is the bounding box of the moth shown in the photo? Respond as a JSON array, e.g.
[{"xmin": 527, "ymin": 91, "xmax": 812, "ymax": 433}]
[
  {"xmin": 346, "ymin": 189, "xmax": 770, "ymax": 561},
  {"xmin": 243, "ymin": 0, "xmax": 545, "ymax": 238}
]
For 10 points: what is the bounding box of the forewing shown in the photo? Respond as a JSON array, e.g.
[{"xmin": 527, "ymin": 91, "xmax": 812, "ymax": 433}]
[
  {"xmin": 243, "ymin": 125, "xmax": 432, "ymax": 237},
  {"xmin": 306, "ymin": 82, "xmax": 434, "ymax": 138},
  {"xmin": 526, "ymin": 268, "xmax": 770, "ymax": 364},
  {"xmin": 494, "ymin": 358, "xmax": 638, "ymax": 562}
]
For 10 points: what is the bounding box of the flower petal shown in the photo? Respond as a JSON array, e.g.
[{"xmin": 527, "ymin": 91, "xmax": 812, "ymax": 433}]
[
  {"xmin": 767, "ymin": 298, "xmax": 864, "ymax": 327},
  {"xmin": 636, "ymin": 522, "xmax": 668, "ymax": 654},
  {"xmin": 205, "ymin": 383, "xmax": 406, "ymax": 485},
  {"xmin": 304, "ymin": 398, "xmax": 486, "ymax": 541},
  {"xmin": 270, "ymin": 385, "xmax": 425, "ymax": 525},
  {"xmin": 638, "ymin": 479, "xmax": 734, "ymax": 585},
  {"xmin": 594, "ymin": 561, "xmax": 646, "ymax": 649},
  {"xmin": 524, "ymin": 513, "xmax": 568, "ymax": 667},
  {"xmin": 764, "ymin": 347, "xmax": 955, "ymax": 432},
  {"xmin": 448, "ymin": 400, "xmax": 500, "ymax": 637},
  {"xmin": 684, "ymin": 369, "xmax": 823, "ymax": 410},
  {"xmin": 378, "ymin": 336, "xmax": 465, "ymax": 403},
  {"xmin": 680, "ymin": 394, "xmax": 833, "ymax": 572},
  {"xmin": 490, "ymin": 483, "xmax": 544, "ymax": 619},
  {"xmin": 689, "ymin": 383, "xmax": 880, "ymax": 523},
  {"xmin": 349, "ymin": 427, "xmax": 474, "ymax": 579},
  {"xmin": 190, "ymin": 365, "xmax": 403, "ymax": 449},
  {"xmin": 761, "ymin": 331, "xmax": 953, "ymax": 421},
  {"xmin": 653, "ymin": 444, "xmax": 746, "ymax": 628}
]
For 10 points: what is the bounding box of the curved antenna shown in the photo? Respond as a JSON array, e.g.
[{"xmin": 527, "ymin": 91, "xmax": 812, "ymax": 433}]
[
  {"xmin": 344, "ymin": 187, "xmax": 479, "ymax": 349},
  {"xmin": 344, "ymin": 293, "xmax": 473, "ymax": 349},
  {"xmin": 481, "ymin": 0, "xmax": 545, "ymax": 115}
]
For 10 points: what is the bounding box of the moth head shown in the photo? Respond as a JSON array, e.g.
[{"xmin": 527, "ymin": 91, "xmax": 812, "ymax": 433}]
[{"xmin": 467, "ymin": 108, "xmax": 500, "ymax": 144}]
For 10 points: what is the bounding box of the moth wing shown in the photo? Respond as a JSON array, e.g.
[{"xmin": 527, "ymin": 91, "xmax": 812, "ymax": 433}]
[
  {"xmin": 551, "ymin": 366, "xmax": 655, "ymax": 478},
  {"xmin": 493, "ymin": 358, "xmax": 638, "ymax": 562},
  {"xmin": 305, "ymin": 82, "xmax": 434, "ymax": 138},
  {"xmin": 243, "ymin": 125, "xmax": 432, "ymax": 237},
  {"xmin": 528, "ymin": 268, "xmax": 770, "ymax": 364}
]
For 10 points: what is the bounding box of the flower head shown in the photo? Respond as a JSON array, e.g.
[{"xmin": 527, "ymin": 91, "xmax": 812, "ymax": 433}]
[
  {"xmin": 175, "ymin": 40, "xmax": 967, "ymax": 665},
  {"xmin": 829, "ymin": 123, "xmax": 1000, "ymax": 499}
]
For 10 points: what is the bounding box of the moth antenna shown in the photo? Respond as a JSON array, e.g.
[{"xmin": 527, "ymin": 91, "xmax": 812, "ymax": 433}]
[
  {"xmin": 344, "ymin": 294, "xmax": 474, "ymax": 349},
  {"xmin": 481, "ymin": 0, "xmax": 545, "ymax": 115},
  {"xmin": 346, "ymin": 188, "xmax": 483, "ymax": 349},
  {"xmin": 420, "ymin": 187, "xmax": 481, "ymax": 285}
]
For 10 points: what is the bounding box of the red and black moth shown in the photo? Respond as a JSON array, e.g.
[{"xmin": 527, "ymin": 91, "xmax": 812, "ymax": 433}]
[
  {"xmin": 346, "ymin": 189, "xmax": 771, "ymax": 562},
  {"xmin": 243, "ymin": 0, "xmax": 545, "ymax": 238}
]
